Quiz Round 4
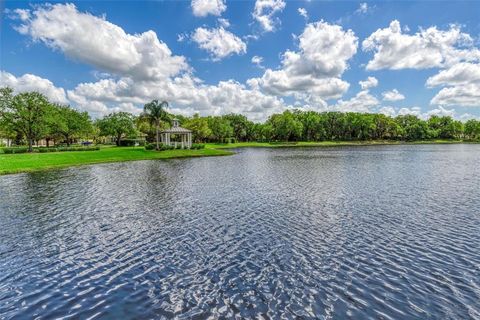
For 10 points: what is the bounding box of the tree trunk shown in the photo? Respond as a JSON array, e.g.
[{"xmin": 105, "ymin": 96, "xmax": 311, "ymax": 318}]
[
  {"xmin": 156, "ymin": 120, "xmax": 160, "ymax": 150},
  {"xmin": 66, "ymin": 135, "xmax": 70, "ymax": 147},
  {"xmin": 116, "ymin": 134, "xmax": 122, "ymax": 146},
  {"xmin": 28, "ymin": 138, "xmax": 33, "ymax": 153},
  {"xmin": 46, "ymin": 138, "xmax": 50, "ymax": 148}
]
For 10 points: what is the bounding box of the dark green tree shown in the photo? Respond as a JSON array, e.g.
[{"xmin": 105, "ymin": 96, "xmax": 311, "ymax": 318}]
[{"xmin": 97, "ymin": 112, "xmax": 136, "ymax": 146}]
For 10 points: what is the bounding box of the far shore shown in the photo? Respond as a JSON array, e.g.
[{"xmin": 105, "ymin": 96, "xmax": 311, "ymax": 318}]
[{"xmin": 0, "ymin": 140, "xmax": 478, "ymax": 175}]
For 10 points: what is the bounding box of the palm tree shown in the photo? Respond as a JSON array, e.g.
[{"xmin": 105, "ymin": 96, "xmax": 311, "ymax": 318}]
[{"xmin": 143, "ymin": 100, "xmax": 168, "ymax": 150}]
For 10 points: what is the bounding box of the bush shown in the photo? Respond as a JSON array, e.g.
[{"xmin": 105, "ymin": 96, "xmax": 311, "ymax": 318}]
[
  {"xmin": 38, "ymin": 147, "xmax": 58, "ymax": 153},
  {"xmin": 191, "ymin": 144, "xmax": 205, "ymax": 149},
  {"xmin": 3, "ymin": 147, "xmax": 29, "ymax": 154},
  {"xmin": 57, "ymin": 146, "xmax": 100, "ymax": 152},
  {"xmin": 119, "ymin": 139, "xmax": 136, "ymax": 147},
  {"xmin": 145, "ymin": 143, "xmax": 155, "ymax": 150},
  {"xmin": 120, "ymin": 139, "xmax": 145, "ymax": 147}
]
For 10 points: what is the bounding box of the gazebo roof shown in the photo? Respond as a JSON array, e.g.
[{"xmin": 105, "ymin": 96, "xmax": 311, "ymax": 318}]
[{"xmin": 161, "ymin": 126, "xmax": 192, "ymax": 133}]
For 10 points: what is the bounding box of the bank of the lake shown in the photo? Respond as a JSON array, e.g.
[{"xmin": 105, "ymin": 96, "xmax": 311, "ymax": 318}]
[
  {"xmin": 1, "ymin": 140, "xmax": 478, "ymax": 175},
  {"xmin": 0, "ymin": 147, "xmax": 233, "ymax": 175},
  {"xmin": 205, "ymin": 139, "xmax": 475, "ymax": 149}
]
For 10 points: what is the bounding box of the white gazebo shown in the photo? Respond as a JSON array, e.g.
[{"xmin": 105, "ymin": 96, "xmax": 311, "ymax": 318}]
[{"xmin": 160, "ymin": 118, "xmax": 192, "ymax": 149}]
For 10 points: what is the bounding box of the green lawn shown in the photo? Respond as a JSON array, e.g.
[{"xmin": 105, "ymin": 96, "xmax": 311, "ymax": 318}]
[{"xmin": 0, "ymin": 147, "xmax": 232, "ymax": 175}]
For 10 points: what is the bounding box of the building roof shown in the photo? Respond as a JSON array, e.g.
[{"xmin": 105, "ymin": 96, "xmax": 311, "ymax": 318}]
[{"xmin": 161, "ymin": 126, "xmax": 192, "ymax": 133}]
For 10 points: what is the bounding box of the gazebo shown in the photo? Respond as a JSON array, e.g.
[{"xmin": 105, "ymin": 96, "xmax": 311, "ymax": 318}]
[{"xmin": 160, "ymin": 118, "xmax": 192, "ymax": 149}]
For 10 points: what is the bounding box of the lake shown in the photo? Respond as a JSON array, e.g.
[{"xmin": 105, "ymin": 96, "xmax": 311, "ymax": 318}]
[{"xmin": 0, "ymin": 145, "xmax": 479, "ymax": 319}]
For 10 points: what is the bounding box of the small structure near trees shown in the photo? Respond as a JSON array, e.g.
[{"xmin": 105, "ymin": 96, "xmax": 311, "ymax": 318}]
[{"xmin": 161, "ymin": 118, "xmax": 192, "ymax": 148}]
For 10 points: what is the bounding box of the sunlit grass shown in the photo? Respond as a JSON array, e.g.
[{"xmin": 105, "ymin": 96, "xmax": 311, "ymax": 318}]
[{"xmin": 0, "ymin": 146, "xmax": 232, "ymax": 175}]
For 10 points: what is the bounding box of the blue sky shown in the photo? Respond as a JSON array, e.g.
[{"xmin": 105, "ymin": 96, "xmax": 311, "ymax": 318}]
[{"xmin": 1, "ymin": 0, "xmax": 480, "ymax": 121}]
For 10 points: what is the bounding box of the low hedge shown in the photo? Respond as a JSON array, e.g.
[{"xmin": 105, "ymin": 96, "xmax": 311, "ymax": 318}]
[
  {"xmin": 56, "ymin": 146, "xmax": 100, "ymax": 152},
  {"xmin": 3, "ymin": 147, "xmax": 29, "ymax": 154},
  {"xmin": 2, "ymin": 146, "xmax": 100, "ymax": 154},
  {"xmin": 119, "ymin": 139, "xmax": 145, "ymax": 147},
  {"xmin": 145, "ymin": 143, "xmax": 205, "ymax": 151},
  {"xmin": 191, "ymin": 144, "xmax": 205, "ymax": 149}
]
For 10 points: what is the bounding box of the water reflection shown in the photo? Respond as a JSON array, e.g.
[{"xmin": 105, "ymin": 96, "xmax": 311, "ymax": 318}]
[{"xmin": 0, "ymin": 145, "xmax": 479, "ymax": 319}]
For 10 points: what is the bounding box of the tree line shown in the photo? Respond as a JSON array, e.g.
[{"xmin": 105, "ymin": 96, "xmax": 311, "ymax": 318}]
[{"xmin": 1, "ymin": 88, "xmax": 480, "ymax": 152}]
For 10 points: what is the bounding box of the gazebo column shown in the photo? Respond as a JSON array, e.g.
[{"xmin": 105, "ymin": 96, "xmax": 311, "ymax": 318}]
[{"xmin": 188, "ymin": 133, "xmax": 192, "ymax": 148}]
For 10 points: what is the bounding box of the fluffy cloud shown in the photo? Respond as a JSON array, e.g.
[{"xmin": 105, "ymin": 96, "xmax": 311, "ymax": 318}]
[
  {"xmin": 382, "ymin": 89, "xmax": 405, "ymax": 101},
  {"xmin": 0, "ymin": 71, "xmax": 68, "ymax": 104},
  {"xmin": 363, "ymin": 20, "xmax": 480, "ymax": 70},
  {"xmin": 252, "ymin": 0, "xmax": 286, "ymax": 32},
  {"xmin": 427, "ymin": 63, "xmax": 480, "ymax": 107},
  {"xmin": 359, "ymin": 76, "xmax": 378, "ymax": 90},
  {"xmin": 13, "ymin": 3, "xmax": 188, "ymax": 81},
  {"xmin": 67, "ymin": 75, "xmax": 286, "ymax": 121},
  {"xmin": 249, "ymin": 21, "xmax": 357, "ymax": 101},
  {"xmin": 382, "ymin": 106, "xmax": 458, "ymax": 119},
  {"xmin": 430, "ymin": 84, "xmax": 480, "ymax": 107},
  {"xmin": 333, "ymin": 90, "xmax": 379, "ymax": 113},
  {"xmin": 426, "ymin": 62, "xmax": 480, "ymax": 87},
  {"xmin": 191, "ymin": 0, "xmax": 226, "ymax": 17},
  {"xmin": 192, "ymin": 27, "xmax": 247, "ymax": 60}
]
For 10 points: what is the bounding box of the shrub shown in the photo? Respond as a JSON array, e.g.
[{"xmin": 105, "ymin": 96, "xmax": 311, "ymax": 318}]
[
  {"xmin": 119, "ymin": 139, "xmax": 136, "ymax": 147},
  {"xmin": 3, "ymin": 147, "xmax": 28, "ymax": 154},
  {"xmin": 145, "ymin": 143, "xmax": 155, "ymax": 150},
  {"xmin": 57, "ymin": 146, "xmax": 100, "ymax": 152},
  {"xmin": 191, "ymin": 144, "xmax": 205, "ymax": 149},
  {"xmin": 120, "ymin": 139, "xmax": 145, "ymax": 147}
]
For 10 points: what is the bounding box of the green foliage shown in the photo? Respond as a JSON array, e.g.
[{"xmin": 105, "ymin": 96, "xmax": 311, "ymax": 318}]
[
  {"xmin": 4, "ymin": 91, "xmax": 50, "ymax": 152},
  {"xmin": 119, "ymin": 139, "xmax": 140, "ymax": 147},
  {"xmin": 464, "ymin": 119, "xmax": 480, "ymax": 140},
  {"xmin": 3, "ymin": 147, "xmax": 28, "ymax": 154},
  {"xmin": 145, "ymin": 143, "xmax": 156, "ymax": 150},
  {"xmin": 207, "ymin": 116, "xmax": 234, "ymax": 142},
  {"xmin": 96, "ymin": 112, "xmax": 136, "ymax": 146},
  {"xmin": 191, "ymin": 143, "xmax": 205, "ymax": 149},
  {"xmin": 143, "ymin": 100, "xmax": 169, "ymax": 149},
  {"xmin": 183, "ymin": 114, "xmax": 212, "ymax": 142},
  {"xmin": 48, "ymin": 104, "xmax": 93, "ymax": 145},
  {"xmin": 267, "ymin": 110, "xmax": 303, "ymax": 141}
]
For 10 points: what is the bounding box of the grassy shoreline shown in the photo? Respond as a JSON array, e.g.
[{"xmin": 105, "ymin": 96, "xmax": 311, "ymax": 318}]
[
  {"xmin": 205, "ymin": 139, "xmax": 478, "ymax": 149},
  {"xmin": 1, "ymin": 140, "xmax": 478, "ymax": 175},
  {"xmin": 0, "ymin": 147, "xmax": 232, "ymax": 175}
]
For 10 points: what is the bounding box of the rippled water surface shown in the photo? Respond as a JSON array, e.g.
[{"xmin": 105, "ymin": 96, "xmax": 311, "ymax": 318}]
[{"xmin": 1, "ymin": 145, "xmax": 480, "ymax": 319}]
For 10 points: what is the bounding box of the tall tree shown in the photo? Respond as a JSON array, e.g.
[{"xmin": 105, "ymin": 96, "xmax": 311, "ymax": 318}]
[
  {"xmin": 97, "ymin": 112, "xmax": 136, "ymax": 146},
  {"xmin": 207, "ymin": 116, "xmax": 233, "ymax": 142},
  {"xmin": 268, "ymin": 111, "xmax": 303, "ymax": 141},
  {"xmin": 49, "ymin": 105, "xmax": 93, "ymax": 146},
  {"xmin": 6, "ymin": 92, "xmax": 50, "ymax": 152},
  {"xmin": 143, "ymin": 100, "xmax": 169, "ymax": 150},
  {"xmin": 184, "ymin": 114, "xmax": 212, "ymax": 142}
]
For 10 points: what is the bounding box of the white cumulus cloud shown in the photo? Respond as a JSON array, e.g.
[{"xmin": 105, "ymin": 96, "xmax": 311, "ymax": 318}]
[
  {"xmin": 359, "ymin": 76, "xmax": 378, "ymax": 90},
  {"xmin": 427, "ymin": 63, "xmax": 480, "ymax": 107},
  {"xmin": 249, "ymin": 21, "xmax": 358, "ymax": 102},
  {"xmin": 191, "ymin": 0, "xmax": 226, "ymax": 17},
  {"xmin": 192, "ymin": 27, "xmax": 247, "ymax": 60},
  {"xmin": 363, "ymin": 20, "xmax": 480, "ymax": 70},
  {"xmin": 382, "ymin": 89, "xmax": 405, "ymax": 101},
  {"xmin": 12, "ymin": 3, "xmax": 188, "ymax": 81},
  {"xmin": 0, "ymin": 71, "xmax": 68, "ymax": 104},
  {"xmin": 252, "ymin": 0, "xmax": 286, "ymax": 32}
]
